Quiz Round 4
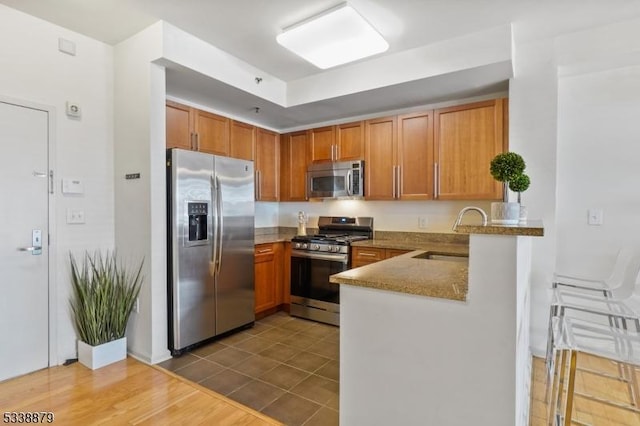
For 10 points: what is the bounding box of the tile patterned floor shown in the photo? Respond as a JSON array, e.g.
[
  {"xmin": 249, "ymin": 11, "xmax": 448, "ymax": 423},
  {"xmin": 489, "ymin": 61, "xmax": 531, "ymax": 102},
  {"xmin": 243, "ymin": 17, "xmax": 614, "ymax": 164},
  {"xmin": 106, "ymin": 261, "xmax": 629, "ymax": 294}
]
[
  {"xmin": 159, "ymin": 312, "xmax": 339, "ymax": 426},
  {"xmin": 530, "ymin": 355, "xmax": 640, "ymax": 426}
]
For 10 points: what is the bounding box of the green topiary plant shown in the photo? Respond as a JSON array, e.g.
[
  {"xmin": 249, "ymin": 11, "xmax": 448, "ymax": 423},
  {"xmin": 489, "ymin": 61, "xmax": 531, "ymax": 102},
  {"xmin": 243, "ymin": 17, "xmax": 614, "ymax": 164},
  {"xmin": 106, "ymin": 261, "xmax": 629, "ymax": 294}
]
[
  {"xmin": 70, "ymin": 251, "xmax": 143, "ymax": 346},
  {"xmin": 509, "ymin": 173, "xmax": 530, "ymax": 204},
  {"xmin": 490, "ymin": 152, "xmax": 526, "ymax": 201}
]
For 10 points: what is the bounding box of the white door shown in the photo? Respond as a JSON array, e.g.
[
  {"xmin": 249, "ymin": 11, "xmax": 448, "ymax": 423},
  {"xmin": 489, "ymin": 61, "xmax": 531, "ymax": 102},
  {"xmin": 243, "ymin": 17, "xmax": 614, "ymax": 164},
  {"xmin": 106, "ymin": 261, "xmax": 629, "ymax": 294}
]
[{"xmin": 0, "ymin": 100, "xmax": 49, "ymax": 381}]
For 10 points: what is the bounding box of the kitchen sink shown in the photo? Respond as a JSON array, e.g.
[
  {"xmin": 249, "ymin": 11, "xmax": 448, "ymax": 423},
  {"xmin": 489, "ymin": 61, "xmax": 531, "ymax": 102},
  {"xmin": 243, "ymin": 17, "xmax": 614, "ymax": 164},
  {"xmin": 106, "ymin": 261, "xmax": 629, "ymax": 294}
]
[{"xmin": 412, "ymin": 251, "xmax": 469, "ymax": 262}]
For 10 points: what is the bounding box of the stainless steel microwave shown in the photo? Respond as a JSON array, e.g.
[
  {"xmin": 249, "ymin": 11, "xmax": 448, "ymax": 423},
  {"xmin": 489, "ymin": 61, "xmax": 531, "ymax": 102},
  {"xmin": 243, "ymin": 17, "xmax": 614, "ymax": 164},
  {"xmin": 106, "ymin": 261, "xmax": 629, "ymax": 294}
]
[{"xmin": 307, "ymin": 160, "xmax": 364, "ymax": 199}]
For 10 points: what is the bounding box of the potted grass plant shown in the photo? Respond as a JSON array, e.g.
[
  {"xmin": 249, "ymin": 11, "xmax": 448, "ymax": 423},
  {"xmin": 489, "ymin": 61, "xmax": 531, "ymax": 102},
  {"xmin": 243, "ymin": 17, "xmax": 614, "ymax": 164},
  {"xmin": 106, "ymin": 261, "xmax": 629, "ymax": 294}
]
[
  {"xmin": 70, "ymin": 251, "xmax": 143, "ymax": 369},
  {"xmin": 489, "ymin": 152, "xmax": 526, "ymax": 224}
]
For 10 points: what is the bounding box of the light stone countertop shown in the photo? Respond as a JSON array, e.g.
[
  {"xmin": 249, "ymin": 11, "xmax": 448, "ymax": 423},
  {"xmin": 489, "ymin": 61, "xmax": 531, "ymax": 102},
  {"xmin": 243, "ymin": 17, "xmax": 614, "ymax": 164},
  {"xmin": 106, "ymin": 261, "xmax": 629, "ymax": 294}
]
[{"xmin": 330, "ymin": 250, "xmax": 468, "ymax": 302}]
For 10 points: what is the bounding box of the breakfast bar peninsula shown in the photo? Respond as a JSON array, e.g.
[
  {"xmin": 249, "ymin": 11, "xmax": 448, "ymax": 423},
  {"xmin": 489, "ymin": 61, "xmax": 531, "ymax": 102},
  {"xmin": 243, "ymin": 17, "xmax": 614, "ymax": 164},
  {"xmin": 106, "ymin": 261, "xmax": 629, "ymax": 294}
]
[{"xmin": 330, "ymin": 221, "xmax": 544, "ymax": 426}]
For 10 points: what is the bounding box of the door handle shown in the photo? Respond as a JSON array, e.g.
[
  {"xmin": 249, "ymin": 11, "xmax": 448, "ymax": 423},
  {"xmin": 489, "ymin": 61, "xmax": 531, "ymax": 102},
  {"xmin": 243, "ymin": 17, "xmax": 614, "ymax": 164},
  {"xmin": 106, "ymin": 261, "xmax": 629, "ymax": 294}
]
[
  {"xmin": 210, "ymin": 175, "xmax": 218, "ymax": 276},
  {"xmin": 215, "ymin": 175, "xmax": 223, "ymax": 276},
  {"xmin": 19, "ymin": 230, "xmax": 42, "ymax": 255},
  {"xmin": 18, "ymin": 246, "xmax": 42, "ymax": 252}
]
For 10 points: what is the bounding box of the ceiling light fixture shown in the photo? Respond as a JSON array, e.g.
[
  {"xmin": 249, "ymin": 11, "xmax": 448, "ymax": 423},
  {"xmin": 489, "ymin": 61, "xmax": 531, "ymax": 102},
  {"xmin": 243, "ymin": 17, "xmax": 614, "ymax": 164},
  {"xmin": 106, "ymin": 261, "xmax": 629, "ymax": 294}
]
[{"xmin": 276, "ymin": 3, "xmax": 388, "ymax": 69}]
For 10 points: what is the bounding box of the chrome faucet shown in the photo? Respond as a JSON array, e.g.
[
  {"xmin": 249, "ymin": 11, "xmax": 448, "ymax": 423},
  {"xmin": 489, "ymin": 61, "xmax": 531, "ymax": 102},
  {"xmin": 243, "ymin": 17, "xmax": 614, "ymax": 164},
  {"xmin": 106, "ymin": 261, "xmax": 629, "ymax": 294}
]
[{"xmin": 452, "ymin": 206, "xmax": 488, "ymax": 231}]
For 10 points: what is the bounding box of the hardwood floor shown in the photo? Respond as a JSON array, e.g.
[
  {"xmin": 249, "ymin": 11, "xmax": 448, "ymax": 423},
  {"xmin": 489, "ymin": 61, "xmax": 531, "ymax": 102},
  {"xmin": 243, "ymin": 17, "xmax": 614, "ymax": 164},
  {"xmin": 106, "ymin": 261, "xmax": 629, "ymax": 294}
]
[
  {"xmin": 10, "ymin": 344, "xmax": 638, "ymax": 425},
  {"xmin": 530, "ymin": 356, "xmax": 640, "ymax": 426},
  {"xmin": 0, "ymin": 357, "xmax": 282, "ymax": 425}
]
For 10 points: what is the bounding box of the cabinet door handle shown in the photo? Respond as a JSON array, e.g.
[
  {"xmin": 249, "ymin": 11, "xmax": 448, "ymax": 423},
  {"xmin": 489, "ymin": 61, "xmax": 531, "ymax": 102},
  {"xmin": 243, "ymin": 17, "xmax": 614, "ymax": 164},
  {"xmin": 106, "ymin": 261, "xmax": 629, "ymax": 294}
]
[
  {"xmin": 392, "ymin": 166, "xmax": 397, "ymax": 199},
  {"xmin": 359, "ymin": 252, "xmax": 377, "ymax": 257},
  {"xmin": 255, "ymin": 170, "xmax": 261, "ymax": 200},
  {"xmin": 434, "ymin": 162, "xmax": 439, "ymax": 198},
  {"xmin": 195, "ymin": 133, "xmax": 200, "ymax": 151},
  {"xmin": 335, "ymin": 144, "xmax": 339, "ymax": 160},
  {"xmin": 396, "ymin": 165, "xmax": 401, "ymax": 199},
  {"xmin": 190, "ymin": 132, "xmax": 195, "ymax": 150},
  {"xmin": 256, "ymin": 248, "xmax": 272, "ymax": 254}
]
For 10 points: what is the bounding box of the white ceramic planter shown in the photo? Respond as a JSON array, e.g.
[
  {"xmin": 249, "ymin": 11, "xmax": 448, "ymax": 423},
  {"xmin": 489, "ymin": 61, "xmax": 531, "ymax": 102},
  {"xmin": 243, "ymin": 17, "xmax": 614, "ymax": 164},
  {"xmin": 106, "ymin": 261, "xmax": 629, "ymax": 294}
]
[
  {"xmin": 78, "ymin": 337, "xmax": 126, "ymax": 370},
  {"xmin": 491, "ymin": 202, "xmax": 520, "ymax": 225}
]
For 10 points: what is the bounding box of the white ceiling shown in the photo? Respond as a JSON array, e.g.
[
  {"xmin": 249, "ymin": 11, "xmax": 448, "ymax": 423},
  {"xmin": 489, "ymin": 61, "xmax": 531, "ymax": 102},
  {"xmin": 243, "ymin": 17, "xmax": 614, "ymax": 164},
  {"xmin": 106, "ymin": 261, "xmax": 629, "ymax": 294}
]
[{"xmin": 4, "ymin": 0, "xmax": 640, "ymax": 129}]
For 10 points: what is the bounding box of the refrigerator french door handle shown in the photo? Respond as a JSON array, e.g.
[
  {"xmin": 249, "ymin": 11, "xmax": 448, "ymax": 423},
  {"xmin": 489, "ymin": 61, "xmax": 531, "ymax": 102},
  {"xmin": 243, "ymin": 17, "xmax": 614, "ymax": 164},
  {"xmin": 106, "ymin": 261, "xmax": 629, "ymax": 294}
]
[
  {"xmin": 215, "ymin": 175, "xmax": 223, "ymax": 276},
  {"xmin": 210, "ymin": 175, "xmax": 218, "ymax": 277}
]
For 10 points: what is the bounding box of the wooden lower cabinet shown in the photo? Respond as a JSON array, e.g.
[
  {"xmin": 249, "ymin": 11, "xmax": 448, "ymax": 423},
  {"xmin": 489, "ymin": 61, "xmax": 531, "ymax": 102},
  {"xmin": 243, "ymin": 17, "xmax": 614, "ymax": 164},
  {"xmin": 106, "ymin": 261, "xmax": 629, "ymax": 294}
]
[
  {"xmin": 386, "ymin": 249, "xmax": 412, "ymax": 259},
  {"xmin": 351, "ymin": 246, "xmax": 411, "ymax": 268},
  {"xmin": 254, "ymin": 242, "xmax": 285, "ymax": 316},
  {"xmin": 283, "ymin": 242, "xmax": 291, "ymax": 306}
]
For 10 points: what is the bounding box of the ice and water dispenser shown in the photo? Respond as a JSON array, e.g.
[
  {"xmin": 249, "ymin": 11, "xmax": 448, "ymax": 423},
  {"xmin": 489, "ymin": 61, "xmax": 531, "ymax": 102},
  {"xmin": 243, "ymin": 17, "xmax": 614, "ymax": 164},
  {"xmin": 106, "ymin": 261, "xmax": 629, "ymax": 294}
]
[{"xmin": 186, "ymin": 202, "xmax": 208, "ymax": 245}]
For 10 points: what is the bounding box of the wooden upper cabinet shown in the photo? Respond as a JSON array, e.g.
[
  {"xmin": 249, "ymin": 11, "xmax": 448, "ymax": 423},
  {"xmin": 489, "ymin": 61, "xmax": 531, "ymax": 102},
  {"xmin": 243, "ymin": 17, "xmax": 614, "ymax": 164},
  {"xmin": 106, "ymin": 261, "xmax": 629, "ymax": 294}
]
[
  {"xmin": 193, "ymin": 109, "xmax": 230, "ymax": 156},
  {"xmin": 280, "ymin": 131, "xmax": 309, "ymax": 201},
  {"xmin": 365, "ymin": 116, "xmax": 397, "ymax": 200},
  {"xmin": 255, "ymin": 128, "xmax": 279, "ymax": 201},
  {"xmin": 397, "ymin": 112, "xmax": 435, "ymax": 200},
  {"xmin": 310, "ymin": 126, "xmax": 336, "ymax": 163},
  {"xmin": 310, "ymin": 123, "xmax": 364, "ymax": 163},
  {"xmin": 166, "ymin": 101, "xmax": 192, "ymax": 150},
  {"xmin": 337, "ymin": 121, "xmax": 365, "ymax": 161},
  {"xmin": 230, "ymin": 120, "xmax": 255, "ymax": 161},
  {"xmin": 435, "ymin": 99, "xmax": 505, "ymax": 200}
]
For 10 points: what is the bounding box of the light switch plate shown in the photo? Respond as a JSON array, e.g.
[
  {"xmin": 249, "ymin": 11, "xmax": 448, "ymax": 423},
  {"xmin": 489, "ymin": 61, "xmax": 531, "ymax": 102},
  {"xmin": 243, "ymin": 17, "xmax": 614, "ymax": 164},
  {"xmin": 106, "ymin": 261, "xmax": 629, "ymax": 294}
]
[
  {"xmin": 66, "ymin": 209, "xmax": 85, "ymax": 224},
  {"xmin": 587, "ymin": 209, "xmax": 603, "ymax": 225}
]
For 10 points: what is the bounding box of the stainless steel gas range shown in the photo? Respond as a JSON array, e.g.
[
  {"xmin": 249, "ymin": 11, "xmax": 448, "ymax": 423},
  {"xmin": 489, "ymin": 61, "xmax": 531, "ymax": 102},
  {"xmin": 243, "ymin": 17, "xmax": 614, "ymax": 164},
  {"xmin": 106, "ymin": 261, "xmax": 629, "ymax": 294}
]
[{"xmin": 290, "ymin": 216, "xmax": 373, "ymax": 326}]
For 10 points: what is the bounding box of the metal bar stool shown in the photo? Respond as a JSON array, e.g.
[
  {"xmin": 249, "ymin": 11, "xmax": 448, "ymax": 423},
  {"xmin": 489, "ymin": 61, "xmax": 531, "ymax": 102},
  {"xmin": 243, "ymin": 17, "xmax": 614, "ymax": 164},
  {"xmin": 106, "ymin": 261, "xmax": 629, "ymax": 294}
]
[
  {"xmin": 547, "ymin": 316, "xmax": 640, "ymax": 426},
  {"xmin": 552, "ymin": 248, "xmax": 640, "ymax": 297},
  {"xmin": 546, "ymin": 251, "xmax": 640, "ymax": 373}
]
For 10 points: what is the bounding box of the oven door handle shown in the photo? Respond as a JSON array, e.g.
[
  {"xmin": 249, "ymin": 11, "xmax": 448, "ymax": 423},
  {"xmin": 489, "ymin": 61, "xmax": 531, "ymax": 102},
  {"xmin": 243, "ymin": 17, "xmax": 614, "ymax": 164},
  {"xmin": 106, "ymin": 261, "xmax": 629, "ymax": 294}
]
[{"xmin": 291, "ymin": 250, "xmax": 348, "ymax": 264}]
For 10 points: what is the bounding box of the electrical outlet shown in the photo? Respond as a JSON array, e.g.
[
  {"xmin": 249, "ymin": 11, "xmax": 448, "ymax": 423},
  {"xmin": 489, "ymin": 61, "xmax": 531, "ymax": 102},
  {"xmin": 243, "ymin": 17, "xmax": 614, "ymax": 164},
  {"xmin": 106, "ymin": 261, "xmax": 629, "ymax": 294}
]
[
  {"xmin": 418, "ymin": 216, "xmax": 428, "ymax": 228},
  {"xmin": 587, "ymin": 209, "xmax": 603, "ymax": 226}
]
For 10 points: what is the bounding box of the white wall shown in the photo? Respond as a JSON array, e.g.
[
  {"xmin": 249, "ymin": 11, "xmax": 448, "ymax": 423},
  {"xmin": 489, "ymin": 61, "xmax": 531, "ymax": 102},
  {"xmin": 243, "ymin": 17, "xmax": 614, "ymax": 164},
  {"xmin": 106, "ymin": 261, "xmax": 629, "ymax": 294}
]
[
  {"xmin": 113, "ymin": 22, "xmax": 170, "ymax": 364},
  {"xmin": 507, "ymin": 34, "xmax": 559, "ymax": 355},
  {"xmin": 556, "ymin": 65, "xmax": 640, "ymax": 278},
  {"xmin": 0, "ymin": 5, "xmax": 115, "ymax": 364}
]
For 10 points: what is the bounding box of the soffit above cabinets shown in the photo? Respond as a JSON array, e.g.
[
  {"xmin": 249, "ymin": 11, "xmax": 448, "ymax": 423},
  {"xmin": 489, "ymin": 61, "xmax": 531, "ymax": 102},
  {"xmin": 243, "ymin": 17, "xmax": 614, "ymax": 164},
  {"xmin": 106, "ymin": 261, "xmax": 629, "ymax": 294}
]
[{"xmin": 165, "ymin": 61, "xmax": 511, "ymax": 132}]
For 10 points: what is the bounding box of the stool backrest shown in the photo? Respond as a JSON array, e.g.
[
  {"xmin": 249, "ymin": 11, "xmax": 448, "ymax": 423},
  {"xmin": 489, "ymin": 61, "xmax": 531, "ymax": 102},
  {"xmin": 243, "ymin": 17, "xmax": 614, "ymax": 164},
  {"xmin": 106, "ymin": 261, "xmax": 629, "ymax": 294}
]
[{"xmin": 609, "ymin": 247, "xmax": 640, "ymax": 298}]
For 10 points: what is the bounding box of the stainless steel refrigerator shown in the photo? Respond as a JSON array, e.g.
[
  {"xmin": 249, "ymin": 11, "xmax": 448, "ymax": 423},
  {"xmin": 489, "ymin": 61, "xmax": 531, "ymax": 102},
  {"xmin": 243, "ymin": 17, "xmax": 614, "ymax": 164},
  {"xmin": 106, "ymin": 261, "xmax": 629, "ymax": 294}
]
[{"xmin": 167, "ymin": 148, "xmax": 255, "ymax": 355}]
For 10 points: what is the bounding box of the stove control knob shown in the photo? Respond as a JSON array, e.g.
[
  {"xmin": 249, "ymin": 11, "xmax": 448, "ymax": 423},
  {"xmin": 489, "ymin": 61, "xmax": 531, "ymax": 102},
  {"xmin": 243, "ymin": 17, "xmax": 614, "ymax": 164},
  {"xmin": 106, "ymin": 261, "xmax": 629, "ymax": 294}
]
[
  {"xmin": 294, "ymin": 242, "xmax": 301, "ymax": 249},
  {"xmin": 312, "ymin": 244, "xmax": 320, "ymax": 251},
  {"xmin": 333, "ymin": 246, "xmax": 341, "ymax": 253},
  {"xmin": 302, "ymin": 243, "xmax": 308, "ymax": 249}
]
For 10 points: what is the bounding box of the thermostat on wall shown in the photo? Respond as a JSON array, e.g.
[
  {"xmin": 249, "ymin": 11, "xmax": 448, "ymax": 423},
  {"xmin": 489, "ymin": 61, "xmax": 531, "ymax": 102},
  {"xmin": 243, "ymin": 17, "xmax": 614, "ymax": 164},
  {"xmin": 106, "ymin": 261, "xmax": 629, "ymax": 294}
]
[{"xmin": 62, "ymin": 178, "xmax": 84, "ymax": 194}]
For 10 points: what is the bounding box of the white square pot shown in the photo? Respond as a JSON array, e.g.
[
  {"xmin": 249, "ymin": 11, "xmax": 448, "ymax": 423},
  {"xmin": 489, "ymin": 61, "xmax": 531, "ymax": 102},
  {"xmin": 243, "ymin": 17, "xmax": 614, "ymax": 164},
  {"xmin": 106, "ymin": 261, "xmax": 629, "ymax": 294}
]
[
  {"xmin": 490, "ymin": 202, "xmax": 520, "ymax": 225},
  {"xmin": 78, "ymin": 337, "xmax": 127, "ymax": 370}
]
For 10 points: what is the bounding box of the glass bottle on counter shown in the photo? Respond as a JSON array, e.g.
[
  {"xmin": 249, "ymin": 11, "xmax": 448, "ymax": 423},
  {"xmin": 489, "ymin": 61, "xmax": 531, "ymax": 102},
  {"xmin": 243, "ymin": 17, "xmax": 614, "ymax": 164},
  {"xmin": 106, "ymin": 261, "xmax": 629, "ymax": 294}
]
[{"xmin": 297, "ymin": 211, "xmax": 308, "ymax": 236}]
